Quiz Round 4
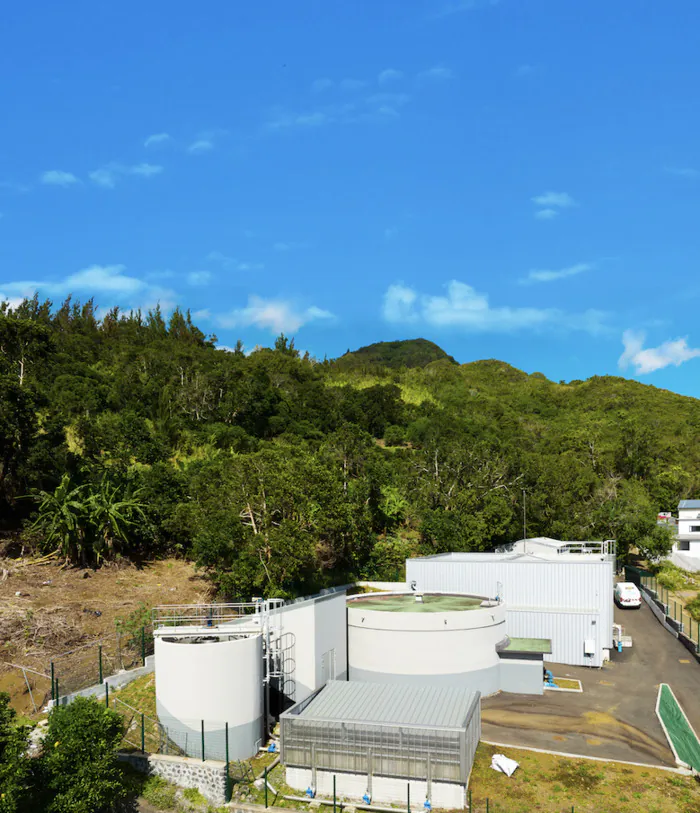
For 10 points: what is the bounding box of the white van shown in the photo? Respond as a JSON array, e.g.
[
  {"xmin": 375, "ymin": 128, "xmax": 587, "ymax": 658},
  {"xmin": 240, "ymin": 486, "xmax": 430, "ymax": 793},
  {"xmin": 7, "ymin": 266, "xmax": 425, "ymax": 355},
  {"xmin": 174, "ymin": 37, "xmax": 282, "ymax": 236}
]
[{"xmin": 614, "ymin": 582, "xmax": 642, "ymax": 609}]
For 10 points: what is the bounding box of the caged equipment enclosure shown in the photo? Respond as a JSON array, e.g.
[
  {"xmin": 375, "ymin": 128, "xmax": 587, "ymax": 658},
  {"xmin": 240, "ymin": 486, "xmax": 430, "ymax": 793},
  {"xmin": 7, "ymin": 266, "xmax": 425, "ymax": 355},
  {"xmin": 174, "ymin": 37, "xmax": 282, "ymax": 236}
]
[{"xmin": 280, "ymin": 680, "xmax": 481, "ymax": 809}]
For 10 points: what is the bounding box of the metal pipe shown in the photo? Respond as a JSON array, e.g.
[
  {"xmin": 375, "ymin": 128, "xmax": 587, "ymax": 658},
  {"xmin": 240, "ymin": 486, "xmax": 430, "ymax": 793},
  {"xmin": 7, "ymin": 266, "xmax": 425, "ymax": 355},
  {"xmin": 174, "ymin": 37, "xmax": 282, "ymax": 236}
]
[{"xmin": 201, "ymin": 720, "xmax": 205, "ymax": 762}]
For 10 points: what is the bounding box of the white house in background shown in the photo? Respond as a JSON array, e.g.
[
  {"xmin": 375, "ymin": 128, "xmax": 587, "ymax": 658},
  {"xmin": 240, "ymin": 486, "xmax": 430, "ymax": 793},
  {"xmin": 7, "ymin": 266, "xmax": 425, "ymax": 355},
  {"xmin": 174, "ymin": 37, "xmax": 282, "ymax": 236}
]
[{"xmin": 675, "ymin": 500, "xmax": 700, "ymax": 557}]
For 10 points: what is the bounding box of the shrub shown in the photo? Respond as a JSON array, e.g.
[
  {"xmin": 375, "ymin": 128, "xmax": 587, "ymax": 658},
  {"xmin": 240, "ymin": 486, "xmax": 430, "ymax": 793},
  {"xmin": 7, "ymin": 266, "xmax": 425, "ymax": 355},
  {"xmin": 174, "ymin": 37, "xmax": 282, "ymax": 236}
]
[
  {"xmin": 37, "ymin": 697, "xmax": 126, "ymax": 813},
  {"xmin": 141, "ymin": 775, "xmax": 178, "ymax": 808},
  {"xmin": 0, "ymin": 692, "xmax": 31, "ymax": 813}
]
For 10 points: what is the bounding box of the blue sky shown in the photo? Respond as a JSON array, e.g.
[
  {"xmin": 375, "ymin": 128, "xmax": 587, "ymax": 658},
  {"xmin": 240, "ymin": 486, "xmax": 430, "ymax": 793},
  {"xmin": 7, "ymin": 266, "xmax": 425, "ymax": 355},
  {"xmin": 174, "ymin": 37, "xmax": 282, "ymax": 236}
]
[{"xmin": 2, "ymin": 1, "xmax": 700, "ymax": 395}]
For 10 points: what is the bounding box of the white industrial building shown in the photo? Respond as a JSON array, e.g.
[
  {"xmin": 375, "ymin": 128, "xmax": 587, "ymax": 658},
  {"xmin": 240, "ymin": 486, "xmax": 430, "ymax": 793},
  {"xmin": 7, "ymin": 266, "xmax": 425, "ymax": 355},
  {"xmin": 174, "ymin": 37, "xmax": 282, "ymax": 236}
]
[
  {"xmin": 674, "ymin": 500, "xmax": 700, "ymax": 557},
  {"xmin": 406, "ymin": 546, "xmax": 615, "ymax": 668},
  {"xmin": 153, "ymin": 587, "xmax": 348, "ymax": 761}
]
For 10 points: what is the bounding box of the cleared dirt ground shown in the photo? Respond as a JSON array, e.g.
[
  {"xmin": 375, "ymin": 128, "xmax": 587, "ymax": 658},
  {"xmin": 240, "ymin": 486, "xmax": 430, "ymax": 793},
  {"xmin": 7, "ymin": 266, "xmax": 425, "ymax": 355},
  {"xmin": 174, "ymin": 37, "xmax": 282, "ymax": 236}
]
[{"xmin": 0, "ymin": 557, "xmax": 211, "ymax": 714}]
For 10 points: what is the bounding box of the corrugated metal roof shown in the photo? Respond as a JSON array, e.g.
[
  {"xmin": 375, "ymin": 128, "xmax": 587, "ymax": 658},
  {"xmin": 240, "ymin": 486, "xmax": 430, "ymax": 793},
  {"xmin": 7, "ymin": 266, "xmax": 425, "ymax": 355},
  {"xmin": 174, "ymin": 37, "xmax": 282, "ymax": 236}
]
[
  {"xmin": 292, "ymin": 681, "xmax": 479, "ymax": 729},
  {"xmin": 679, "ymin": 500, "xmax": 700, "ymax": 510},
  {"xmin": 413, "ymin": 552, "xmax": 610, "ymax": 565}
]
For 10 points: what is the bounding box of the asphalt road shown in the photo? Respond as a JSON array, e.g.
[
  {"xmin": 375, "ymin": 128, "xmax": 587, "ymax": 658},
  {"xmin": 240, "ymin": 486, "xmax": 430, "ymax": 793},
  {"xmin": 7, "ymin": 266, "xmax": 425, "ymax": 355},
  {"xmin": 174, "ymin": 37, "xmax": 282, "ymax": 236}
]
[{"xmin": 481, "ymin": 599, "xmax": 700, "ymax": 766}]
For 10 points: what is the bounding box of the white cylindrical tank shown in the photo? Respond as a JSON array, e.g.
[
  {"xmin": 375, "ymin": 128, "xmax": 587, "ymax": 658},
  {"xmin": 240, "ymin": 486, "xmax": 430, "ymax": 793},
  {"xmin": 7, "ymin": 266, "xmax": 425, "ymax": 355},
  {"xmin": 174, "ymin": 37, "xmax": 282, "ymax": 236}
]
[
  {"xmin": 347, "ymin": 593, "xmax": 506, "ymax": 696},
  {"xmin": 155, "ymin": 632, "xmax": 263, "ymax": 760}
]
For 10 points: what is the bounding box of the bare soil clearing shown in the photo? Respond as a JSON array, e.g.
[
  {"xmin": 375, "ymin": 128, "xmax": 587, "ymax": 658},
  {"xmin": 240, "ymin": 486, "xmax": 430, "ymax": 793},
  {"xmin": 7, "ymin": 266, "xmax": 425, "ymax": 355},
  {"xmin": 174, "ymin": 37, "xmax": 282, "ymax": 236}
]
[{"xmin": 0, "ymin": 557, "xmax": 211, "ymax": 714}]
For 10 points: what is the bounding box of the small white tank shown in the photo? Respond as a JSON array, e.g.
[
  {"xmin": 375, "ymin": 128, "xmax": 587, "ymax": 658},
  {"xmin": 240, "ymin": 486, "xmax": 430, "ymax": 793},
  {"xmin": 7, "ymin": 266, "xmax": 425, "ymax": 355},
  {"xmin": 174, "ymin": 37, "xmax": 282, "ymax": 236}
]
[
  {"xmin": 155, "ymin": 632, "xmax": 263, "ymax": 760},
  {"xmin": 347, "ymin": 592, "xmax": 506, "ymax": 696}
]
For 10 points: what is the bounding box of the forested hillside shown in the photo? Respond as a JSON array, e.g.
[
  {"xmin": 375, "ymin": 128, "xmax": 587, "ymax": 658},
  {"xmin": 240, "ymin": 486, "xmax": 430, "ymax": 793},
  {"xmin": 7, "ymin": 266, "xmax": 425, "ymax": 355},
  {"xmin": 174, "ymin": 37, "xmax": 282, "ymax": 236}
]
[{"xmin": 1, "ymin": 297, "xmax": 695, "ymax": 598}]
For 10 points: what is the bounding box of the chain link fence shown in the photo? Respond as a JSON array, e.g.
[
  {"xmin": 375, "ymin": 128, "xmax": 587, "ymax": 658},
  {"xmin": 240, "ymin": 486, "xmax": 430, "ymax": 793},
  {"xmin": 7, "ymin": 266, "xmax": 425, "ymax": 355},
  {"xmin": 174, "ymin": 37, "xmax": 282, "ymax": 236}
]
[
  {"xmin": 48, "ymin": 624, "xmax": 154, "ymax": 701},
  {"xmin": 625, "ymin": 565, "xmax": 700, "ymax": 652}
]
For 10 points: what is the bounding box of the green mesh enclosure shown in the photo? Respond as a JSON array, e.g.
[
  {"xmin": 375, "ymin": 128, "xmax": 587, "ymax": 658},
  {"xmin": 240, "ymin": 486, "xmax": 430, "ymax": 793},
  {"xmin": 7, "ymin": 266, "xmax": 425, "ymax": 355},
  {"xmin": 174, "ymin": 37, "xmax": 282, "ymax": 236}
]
[{"xmin": 658, "ymin": 684, "xmax": 700, "ymax": 770}]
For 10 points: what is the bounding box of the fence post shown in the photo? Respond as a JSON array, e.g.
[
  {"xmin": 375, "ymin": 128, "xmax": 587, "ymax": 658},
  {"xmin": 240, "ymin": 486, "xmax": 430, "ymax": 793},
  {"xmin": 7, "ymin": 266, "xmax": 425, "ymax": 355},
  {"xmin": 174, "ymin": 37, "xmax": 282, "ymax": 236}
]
[
  {"xmin": 201, "ymin": 720, "xmax": 205, "ymax": 762},
  {"xmin": 50, "ymin": 662, "xmax": 55, "ymax": 702},
  {"xmin": 105, "ymin": 682, "xmax": 109, "ymax": 708},
  {"xmin": 407, "ymin": 782, "xmax": 410, "ymax": 813},
  {"xmin": 225, "ymin": 722, "xmax": 231, "ymax": 803},
  {"xmin": 486, "ymin": 798, "xmax": 489, "ymax": 813},
  {"xmin": 141, "ymin": 627, "xmax": 146, "ymax": 666},
  {"xmin": 99, "ymin": 645, "xmax": 103, "ymax": 685},
  {"xmin": 55, "ymin": 678, "xmax": 59, "ymax": 704},
  {"xmin": 264, "ymin": 765, "xmax": 268, "ymax": 808},
  {"xmin": 141, "ymin": 713, "xmax": 145, "ymax": 752},
  {"xmin": 334, "ymin": 775, "xmax": 337, "ymax": 813}
]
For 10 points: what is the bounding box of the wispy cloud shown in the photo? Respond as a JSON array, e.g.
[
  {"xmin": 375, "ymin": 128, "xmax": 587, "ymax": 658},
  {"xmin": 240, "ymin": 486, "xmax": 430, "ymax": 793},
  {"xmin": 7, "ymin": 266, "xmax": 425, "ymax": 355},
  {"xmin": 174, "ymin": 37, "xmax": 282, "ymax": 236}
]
[
  {"xmin": 531, "ymin": 190, "xmax": 576, "ymax": 219},
  {"xmin": 618, "ymin": 330, "xmax": 700, "ymax": 374},
  {"xmin": 272, "ymin": 241, "xmax": 309, "ymax": 252},
  {"xmin": 187, "ymin": 270, "xmax": 212, "ymax": 286},
  {"xmin": 520, "ymin": 262, "xmax": 592, "ymax": 285},
  {"xmin": 665, "ymin": 166, "xmax": 699, "ymax": 179},
  {"xmin": 382, "ymin": 280, "xmax": 607, "ymax": 334},
  {"xmin": 378, "ymin": 68, "xmax": 403, "ymax": 84},
  {"xmin": 207, "ymin": 251, "xmax": 264, "ymax": 272},
  {"xmin": 188, "ymin": 139, "xmax": 214, "ymax": 154},
  {"xmin": 0, "ymin": 264, "xmax": 176, "ymax": 312},
  {"xmin": 144, "ymin": 132, "xmax": 172, "ymax": 148},
  {"xmin": 312, "ymin": 78, "xmax": 333, "ymax": 93},
  {"xmin": 90, "ymin": 163, "xmax": 163, "ymax": 189},
  {"xmin": 0, "ymin": 180, "xmax": 32, "ymax": 194},
  {"xmin": 418, "ymin": 65, "xmax": 454, "ymax": 82},
  {"xmin": 217, "ymin": 296, "xmax": 334, "ymax": 333},
  {"xmin": 41, "ymin": 170, "xmax": 79, "ymax": 187}
]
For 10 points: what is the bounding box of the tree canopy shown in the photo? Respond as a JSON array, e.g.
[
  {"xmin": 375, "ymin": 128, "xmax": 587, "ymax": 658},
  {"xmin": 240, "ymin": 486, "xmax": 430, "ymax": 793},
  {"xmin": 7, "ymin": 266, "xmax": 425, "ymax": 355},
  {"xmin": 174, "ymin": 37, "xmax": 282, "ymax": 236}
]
[{"xmin": 1, "ymin": 298, "xmax": 694, "ymax": 595}]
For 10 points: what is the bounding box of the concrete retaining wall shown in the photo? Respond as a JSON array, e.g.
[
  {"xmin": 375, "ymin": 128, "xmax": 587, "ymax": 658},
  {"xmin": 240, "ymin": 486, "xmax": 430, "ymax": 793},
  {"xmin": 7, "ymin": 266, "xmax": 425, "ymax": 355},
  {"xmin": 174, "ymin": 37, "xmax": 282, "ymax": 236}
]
[
  {"xmin": 118, "ymin": 751, "xmax": 227, "ymax": 805},
  {"xmin": 51, "ymin": 656, "xmax": 155, "ymax": 708}
]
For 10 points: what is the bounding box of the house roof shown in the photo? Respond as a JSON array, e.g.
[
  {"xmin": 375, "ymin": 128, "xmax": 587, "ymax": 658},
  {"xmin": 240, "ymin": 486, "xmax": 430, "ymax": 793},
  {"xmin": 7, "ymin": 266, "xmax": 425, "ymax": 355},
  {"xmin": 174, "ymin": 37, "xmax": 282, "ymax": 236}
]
[
  {"xmin": 679, "ymin": 500, "xmax": 700, "ymax": 510},
  {"xmin": 285, "ymin": 680, "xmax": 479, "ymax": 729}
]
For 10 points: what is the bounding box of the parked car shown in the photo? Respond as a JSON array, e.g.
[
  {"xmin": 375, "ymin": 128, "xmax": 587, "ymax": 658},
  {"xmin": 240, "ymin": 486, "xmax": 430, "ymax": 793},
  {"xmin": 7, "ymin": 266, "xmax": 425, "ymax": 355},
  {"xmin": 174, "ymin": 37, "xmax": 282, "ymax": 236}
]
[{"xmin": 614, "ymin": 582, "xmax": 642, "ymax": 609}]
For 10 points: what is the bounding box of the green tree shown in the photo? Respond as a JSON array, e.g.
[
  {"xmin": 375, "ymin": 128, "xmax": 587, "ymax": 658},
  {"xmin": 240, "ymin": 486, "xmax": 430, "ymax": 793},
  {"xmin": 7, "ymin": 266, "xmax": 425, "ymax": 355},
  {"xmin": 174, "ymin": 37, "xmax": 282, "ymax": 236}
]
[
  {"xmin": 37, "ymin": 697, "xmax": 126, "ymax": 813},
  {"xmin": 0, "ymin": 692, "xmax": 30, "ymax": 813}
]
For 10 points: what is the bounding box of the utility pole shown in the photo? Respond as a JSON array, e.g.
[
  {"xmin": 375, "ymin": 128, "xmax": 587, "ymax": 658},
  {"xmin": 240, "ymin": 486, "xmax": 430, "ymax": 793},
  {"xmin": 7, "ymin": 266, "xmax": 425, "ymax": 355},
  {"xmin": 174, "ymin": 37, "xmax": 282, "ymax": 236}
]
[{"xmin": 522, "ymin": 488, "xmax": 527, "ymax": 552}]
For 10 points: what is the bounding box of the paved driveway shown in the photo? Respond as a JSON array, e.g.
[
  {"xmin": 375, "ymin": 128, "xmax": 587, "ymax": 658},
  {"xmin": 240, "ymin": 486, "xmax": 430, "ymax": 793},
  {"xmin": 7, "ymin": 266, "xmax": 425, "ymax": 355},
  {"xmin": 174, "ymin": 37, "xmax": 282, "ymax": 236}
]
[{"xmin": 481, "ymin": 600, "xmax": 700, "ymax": 766}]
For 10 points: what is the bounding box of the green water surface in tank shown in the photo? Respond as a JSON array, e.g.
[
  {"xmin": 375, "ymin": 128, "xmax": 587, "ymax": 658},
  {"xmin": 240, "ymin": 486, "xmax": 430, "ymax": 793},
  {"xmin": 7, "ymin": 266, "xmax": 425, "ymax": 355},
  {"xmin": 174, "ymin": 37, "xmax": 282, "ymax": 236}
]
[{"xmin": 347, "ymin": 594, "xmax": 485, "ymax": 612}]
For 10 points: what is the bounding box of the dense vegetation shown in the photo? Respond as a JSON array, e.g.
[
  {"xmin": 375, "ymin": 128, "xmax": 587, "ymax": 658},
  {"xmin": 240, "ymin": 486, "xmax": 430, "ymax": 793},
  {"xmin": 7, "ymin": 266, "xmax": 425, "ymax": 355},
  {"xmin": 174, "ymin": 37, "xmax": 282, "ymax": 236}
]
[
  {"xmin": 0, "ymin": 693, "xmax": 127, "ymax": 813},
  {"xmin": 1, "ymin": 298, "xmax": 694, "ymax": 597}
]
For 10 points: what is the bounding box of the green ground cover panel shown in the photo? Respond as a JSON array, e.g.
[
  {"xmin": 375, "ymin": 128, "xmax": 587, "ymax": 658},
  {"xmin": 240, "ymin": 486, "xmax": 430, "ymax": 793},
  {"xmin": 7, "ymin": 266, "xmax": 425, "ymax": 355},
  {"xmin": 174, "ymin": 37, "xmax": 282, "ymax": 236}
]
[{"xmin": 658, "ymin": 683, "xmax": 700, "ymax": 771}]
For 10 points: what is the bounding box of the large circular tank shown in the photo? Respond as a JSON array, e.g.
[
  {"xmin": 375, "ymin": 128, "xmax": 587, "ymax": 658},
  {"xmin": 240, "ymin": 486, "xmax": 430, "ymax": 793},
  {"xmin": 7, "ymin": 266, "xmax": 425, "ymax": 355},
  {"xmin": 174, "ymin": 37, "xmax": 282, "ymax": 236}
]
[
  {"xmin": 155, "ymin": 632, "xmax": 263, "ymax": 760},
  {"xmin": 347, "ymin": 592, "xmax": 506, "ymax": 696}
]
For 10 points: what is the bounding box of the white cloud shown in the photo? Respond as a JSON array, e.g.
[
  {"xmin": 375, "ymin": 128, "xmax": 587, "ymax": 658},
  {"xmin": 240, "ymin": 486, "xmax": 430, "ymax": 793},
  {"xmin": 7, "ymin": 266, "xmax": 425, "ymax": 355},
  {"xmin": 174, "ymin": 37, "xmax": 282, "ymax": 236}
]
[
  {"xmin": 534, "ymin": 208, "xmax": 558, "ymax": 220},
  {"xmin": 144, "ymin": 132, "xmax": 172, "ymax": 148},
  {"xmin": 378, "ymin": 68, "xmax": 403, "ymax": 84},
  {"xmin": 130, "ymin": 163, "xmax": 163, "ymax": 177},
  {"xmin": 312, "ymin": 78, "xmax": 333, "ymax": 92},
  {"xmin": 0, "ymin": 264, "xmax": 176, "ymax": 312},
  {"xmin": 187, "ymin": 270, "xmax": 212, "ymax": 286},
  {"xmin": 193, "ymin": 308, "xmax": 211, "ymax": 320},
  {"xmin": 618, "ymin": 330, "xmax": 700, "ymax": 375},
  {"xmin": 665, "ymin": 166, "xmax": 699, "ymax": 179},
  {"xmin": 90, "ymin": 163, "xmax": 163, "ymax": 188},
  {"xmin": 383, "ymin": 284, "xmax": 419, "ymax": 324},
  {"xmin": 0, "ymin": 295, "xmax": 26, "ymax": 310},
  {"xmin": 188, "ymin": 139, "xmax": 214, "ymax": 154},
  {"xmin": 383, "ymin": 280, "xmax": 607, "ymax": 334},
  {"xmin": 217, "ymin": 296, "xmax": 334, "ymax": 333},
  {"xmin": 418, "ymin": 65, "xmax": 453, "ymax": 81},
  {"xmin": 531, "ymin": 191, "xmax": 576, "ymax": 208},
  {"xmin": 520, "ymin": 263, "xmax": 592, "ymax": 285},
  {"xmin": 41, "ymin": 170, "xmax": 79, "ymax": 187}
]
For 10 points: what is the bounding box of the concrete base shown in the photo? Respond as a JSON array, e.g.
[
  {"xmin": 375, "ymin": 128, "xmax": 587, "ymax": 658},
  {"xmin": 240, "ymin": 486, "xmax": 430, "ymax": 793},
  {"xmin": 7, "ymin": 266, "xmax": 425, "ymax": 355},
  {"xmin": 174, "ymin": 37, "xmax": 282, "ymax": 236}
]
[{"xmin": 286, "ymin": 767, "xmax": 466, "ymax": 810}]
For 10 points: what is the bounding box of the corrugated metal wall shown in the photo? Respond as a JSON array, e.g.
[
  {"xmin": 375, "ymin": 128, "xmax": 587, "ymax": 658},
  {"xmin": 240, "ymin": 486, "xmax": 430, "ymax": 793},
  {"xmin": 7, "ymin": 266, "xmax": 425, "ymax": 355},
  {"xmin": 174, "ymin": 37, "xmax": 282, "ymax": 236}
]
[{"xmin": 406, "ymin": 558, "xmax": 613, "ymax": 667}]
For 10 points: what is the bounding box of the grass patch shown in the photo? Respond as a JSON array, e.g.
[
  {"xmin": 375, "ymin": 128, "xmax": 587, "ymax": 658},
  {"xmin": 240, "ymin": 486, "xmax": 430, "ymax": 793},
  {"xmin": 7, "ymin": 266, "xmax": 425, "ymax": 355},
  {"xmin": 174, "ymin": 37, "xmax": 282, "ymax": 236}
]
[
  {"xmin": 140, "ymin": 775, "xmax": 178, "ymax": 809},
  {"xmin": 552, "ymin": 677, "xmax": 582, "ymax": 690},
  {"xmin": 114, "ymin": 672, "xmax": 157, "ymax": 718},
  {"xmin": 469, "ymin": 743, "xmax": 700, "ymax": 813}
]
